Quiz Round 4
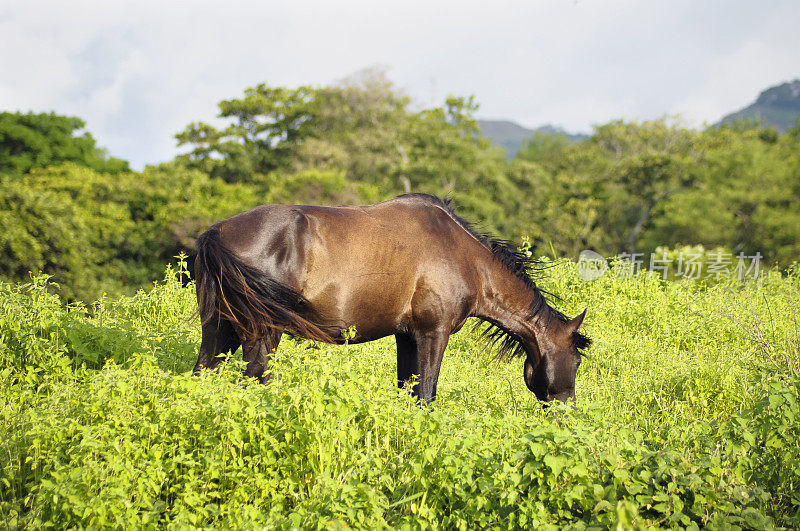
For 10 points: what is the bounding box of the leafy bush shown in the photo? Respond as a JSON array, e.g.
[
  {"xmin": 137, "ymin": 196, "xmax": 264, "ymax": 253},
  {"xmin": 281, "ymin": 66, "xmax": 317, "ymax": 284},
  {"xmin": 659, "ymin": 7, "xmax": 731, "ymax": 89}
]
[
  {"xmin": 0, "ymin": 274, "xmax": 74, "ymax": 384},
  {"xmin": 0, "ymin": 263, "xmax": 197, "ymax": 384},
  {"xmin": 726, "ymin": 376, "xmax": 800, "ymax": 519},
  {"xmin": 1, "ymin": 261, "xmax": 799, "ymax": 528}
]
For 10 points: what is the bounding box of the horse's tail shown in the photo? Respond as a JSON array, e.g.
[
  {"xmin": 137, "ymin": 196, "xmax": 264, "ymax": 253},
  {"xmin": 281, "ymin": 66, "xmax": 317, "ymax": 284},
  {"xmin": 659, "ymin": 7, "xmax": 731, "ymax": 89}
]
[{"xmin": 194, "ymin": 226, "xmax": 334, "ymax": 343}]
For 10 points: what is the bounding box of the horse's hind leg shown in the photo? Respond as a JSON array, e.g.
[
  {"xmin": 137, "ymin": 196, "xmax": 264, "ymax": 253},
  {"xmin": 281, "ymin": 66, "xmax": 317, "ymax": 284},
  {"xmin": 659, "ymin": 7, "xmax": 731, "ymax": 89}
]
[
  {"xmin": 194, "ymin": 317, "xmax": 241, "ymax": 374},
  {"xmin": 241, "ymin": 328, "xmax": 283, "ymax": 383},
  {"xmin": 396, "ymin": 333, "xmax": 418, "ymax": 393}
]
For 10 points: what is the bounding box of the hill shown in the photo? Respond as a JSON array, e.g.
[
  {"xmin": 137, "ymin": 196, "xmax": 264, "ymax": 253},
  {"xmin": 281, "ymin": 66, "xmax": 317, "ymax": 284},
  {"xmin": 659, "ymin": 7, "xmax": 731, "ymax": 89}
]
[
  {"xmin": 718, "ymin": 79, "xmax": 800, "ymax": 133},
  {"xmin": 476, "ymin": 119, "xmax": 588, "ymax": 158}
]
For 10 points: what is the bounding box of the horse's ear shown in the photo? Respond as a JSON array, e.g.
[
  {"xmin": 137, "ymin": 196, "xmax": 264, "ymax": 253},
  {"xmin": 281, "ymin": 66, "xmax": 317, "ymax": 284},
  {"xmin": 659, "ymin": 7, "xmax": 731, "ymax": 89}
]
[{"xmin": 568, "ymin": 308, "xmax": 587, "ymax": 332}]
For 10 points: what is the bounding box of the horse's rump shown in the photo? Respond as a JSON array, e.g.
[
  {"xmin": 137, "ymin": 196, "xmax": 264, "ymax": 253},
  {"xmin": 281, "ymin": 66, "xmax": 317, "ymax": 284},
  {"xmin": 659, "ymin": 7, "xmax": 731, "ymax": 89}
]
[{"xmin": 194, "ymin": 226, "xmax": 333, "ymax": 343}]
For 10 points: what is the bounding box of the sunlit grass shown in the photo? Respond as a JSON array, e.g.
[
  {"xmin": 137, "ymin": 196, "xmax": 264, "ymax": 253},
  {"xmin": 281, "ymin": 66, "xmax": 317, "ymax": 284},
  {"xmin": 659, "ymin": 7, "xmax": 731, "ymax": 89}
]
[{"xmin": 1, "ymin": 261, "xmax": 798, "ymax": 528}]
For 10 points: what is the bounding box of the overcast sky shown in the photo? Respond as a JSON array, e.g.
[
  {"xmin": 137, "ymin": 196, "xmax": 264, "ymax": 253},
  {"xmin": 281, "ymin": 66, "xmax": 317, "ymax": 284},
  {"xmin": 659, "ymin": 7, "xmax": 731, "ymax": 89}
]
[{"xmin": 2, "ymin": 0, "xmax": 798, "ymax": 169}]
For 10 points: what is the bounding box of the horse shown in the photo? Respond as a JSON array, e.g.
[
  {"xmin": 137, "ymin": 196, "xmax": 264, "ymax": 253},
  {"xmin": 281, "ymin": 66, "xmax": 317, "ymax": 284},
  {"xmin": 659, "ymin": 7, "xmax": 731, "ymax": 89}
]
[{"xmin": 191, "ymin": 193, "xmax": 590, "ymax": 404}]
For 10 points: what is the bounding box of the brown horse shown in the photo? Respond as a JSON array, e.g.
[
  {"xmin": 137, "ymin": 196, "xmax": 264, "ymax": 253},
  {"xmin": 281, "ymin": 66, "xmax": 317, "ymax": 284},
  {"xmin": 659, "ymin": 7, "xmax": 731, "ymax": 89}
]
[{"xmin": 192, "ymin": 194, "xmax": 590, "ymax": 404}]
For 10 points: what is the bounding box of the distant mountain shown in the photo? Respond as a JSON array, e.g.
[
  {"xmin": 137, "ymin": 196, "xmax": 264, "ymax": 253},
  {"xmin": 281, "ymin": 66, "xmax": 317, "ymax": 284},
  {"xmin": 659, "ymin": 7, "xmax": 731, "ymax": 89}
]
[
  {"xmin": 477, "ymin": 119, "xmax": 588, "ymax": 159},
  {"xmin": 718, "ymin": 79, "xmax": 800, "ymax": 133}
]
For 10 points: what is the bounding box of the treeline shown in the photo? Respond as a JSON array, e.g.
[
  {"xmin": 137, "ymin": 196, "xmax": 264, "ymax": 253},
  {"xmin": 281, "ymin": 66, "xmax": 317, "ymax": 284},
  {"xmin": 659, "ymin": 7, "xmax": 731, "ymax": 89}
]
[{"xmin": 2, "ymin": 69, "xmax": 798, "ymax": 301}]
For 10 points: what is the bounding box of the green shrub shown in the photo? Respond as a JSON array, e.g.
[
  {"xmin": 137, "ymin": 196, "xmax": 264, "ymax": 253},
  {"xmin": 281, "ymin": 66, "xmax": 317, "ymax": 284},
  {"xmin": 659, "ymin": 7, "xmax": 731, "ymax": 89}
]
[{"xmin": 1, "ymin": 260, "xmax": 798, "ymax": 528}]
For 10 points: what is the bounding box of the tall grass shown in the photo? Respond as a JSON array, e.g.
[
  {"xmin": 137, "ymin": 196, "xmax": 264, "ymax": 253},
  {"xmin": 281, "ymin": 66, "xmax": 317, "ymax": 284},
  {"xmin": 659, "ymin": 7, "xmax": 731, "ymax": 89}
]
[{"xmin": 1, "ymin": 260, "xmax": 798, "ymax": 528}]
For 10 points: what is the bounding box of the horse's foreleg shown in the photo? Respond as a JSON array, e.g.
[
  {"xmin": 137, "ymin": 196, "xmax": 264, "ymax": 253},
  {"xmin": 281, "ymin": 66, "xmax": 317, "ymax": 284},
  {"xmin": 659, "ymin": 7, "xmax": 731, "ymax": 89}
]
[
  {"xmin": 416, "ymin": 330, "xmax": 450, "ymax": 404},
  {"xmin": 194, "ymin": 317, "xmax": 241, "ymax": 374},
  {"xmin": 241, "ymin": 329, "xmax": 282, "ymax": 383},
  {"xmin": 396, "ymin": 330, "xmax": 449, "ymax": 405}
]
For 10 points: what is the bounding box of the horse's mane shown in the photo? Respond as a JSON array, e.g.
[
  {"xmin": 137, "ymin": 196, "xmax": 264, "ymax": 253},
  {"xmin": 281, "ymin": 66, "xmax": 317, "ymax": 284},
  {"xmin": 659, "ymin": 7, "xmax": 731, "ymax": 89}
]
[{"xmin": 398, "ymin": 193, "xmax": 591, "ymax": 360}]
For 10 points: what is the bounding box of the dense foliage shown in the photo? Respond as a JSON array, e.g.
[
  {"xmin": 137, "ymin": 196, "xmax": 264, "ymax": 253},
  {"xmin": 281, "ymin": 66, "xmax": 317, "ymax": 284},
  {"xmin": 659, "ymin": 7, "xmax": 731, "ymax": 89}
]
[
  {"xmin": 0, "ymin": 111, "xmax": 128, "ymax": 175},
  {"xmin": 1, "ymin": 261, "xmax": 798, "ymax": 528},
  {"xmin": 3, "ymin": 65, "xmax": 799, "ymax": 528},
  {"xmin": 514, "ymin": 119, "xmax": 800, "ymax": 264},
  {"xmin": 2, "ymin": 70, "xmax": 799, "ymax": 301}
]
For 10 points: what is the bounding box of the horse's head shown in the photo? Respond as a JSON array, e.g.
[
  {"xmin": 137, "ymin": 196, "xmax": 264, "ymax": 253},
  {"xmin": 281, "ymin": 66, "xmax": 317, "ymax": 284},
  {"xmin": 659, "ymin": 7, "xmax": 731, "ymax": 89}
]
[{"xmin": 524, "ymin": 309, "xmax": 589, "ymax": 403}]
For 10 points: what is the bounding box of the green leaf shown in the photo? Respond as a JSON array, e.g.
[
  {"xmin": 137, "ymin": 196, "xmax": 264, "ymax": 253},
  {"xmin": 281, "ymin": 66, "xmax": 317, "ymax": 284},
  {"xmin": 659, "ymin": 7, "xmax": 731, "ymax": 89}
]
[{"xmin": 544, "ymin": 454, "xmax": 567, "ymax": 477}]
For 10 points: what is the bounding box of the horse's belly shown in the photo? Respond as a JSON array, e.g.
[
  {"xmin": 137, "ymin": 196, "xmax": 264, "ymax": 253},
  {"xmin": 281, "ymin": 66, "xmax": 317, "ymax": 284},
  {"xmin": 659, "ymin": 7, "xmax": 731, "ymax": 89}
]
[{"xmin": 304, "ymin": 273, "xmax": 413, "ymax": 340}]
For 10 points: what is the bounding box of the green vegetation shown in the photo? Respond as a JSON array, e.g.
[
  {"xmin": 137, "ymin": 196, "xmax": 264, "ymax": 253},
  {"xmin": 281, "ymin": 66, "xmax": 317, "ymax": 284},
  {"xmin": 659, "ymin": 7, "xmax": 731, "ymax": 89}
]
[
  {"xmin": 1, "ymin": 262, "xmax": 798, "ymax": 528},
  {"xmin": 513, "ymin": 118, "xmax": 800, "ymax": 264},
  {"xmin": 2, "ymin": 73, "xmax": 799, "ymax": 526},
  {"xmin": 2, "ymin": 70, "xmax": 800, "ymax": 301},
  {"xmin": 0, "ymin": 111, "xmax": 128, "ymax": 176}
]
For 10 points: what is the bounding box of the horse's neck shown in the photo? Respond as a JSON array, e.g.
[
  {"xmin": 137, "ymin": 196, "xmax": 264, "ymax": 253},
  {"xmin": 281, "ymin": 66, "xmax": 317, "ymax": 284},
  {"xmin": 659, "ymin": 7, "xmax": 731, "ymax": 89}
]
[{"xmin": 473, "ymin": 263, "xmax": 543, "ymax": 343}]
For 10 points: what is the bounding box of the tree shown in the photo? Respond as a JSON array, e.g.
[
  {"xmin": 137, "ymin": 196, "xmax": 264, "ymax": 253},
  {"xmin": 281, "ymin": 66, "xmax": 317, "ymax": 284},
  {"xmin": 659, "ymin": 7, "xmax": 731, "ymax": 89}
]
[
  {"xmin": 176, "ymin": 85, "xmax": 320, "ymax": 182},
  {"xmin": 587, "ymin": 119, "xmax": 700, "ymax": 254},
  {"xmin": 173, "ymin": 69, "xmax": 508, "ymax": 204},
  {"xmin": 0, "ymin": 162, "xmax": 261, "ymax": 301},
  {"xmin": 650, "ymin": 123, "xmax": 800, "ymax": 265},
  {"xmin": 515, "ymin": 131, "xmax": 574, "ymax": 165},
  {"xmin": 290, "ymin": 68, "xmax": 412, "ymax": 189},
  {"xmin": 0, "ymin": 111, "xmax": 129, "ymax": 175}
]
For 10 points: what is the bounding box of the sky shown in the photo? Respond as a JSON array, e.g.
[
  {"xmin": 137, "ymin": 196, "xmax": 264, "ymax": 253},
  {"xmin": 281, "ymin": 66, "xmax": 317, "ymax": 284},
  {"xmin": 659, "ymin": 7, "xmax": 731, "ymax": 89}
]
[{"xmin": 1, "ymin": 0, "xmax": 798, "ymax": 170}]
